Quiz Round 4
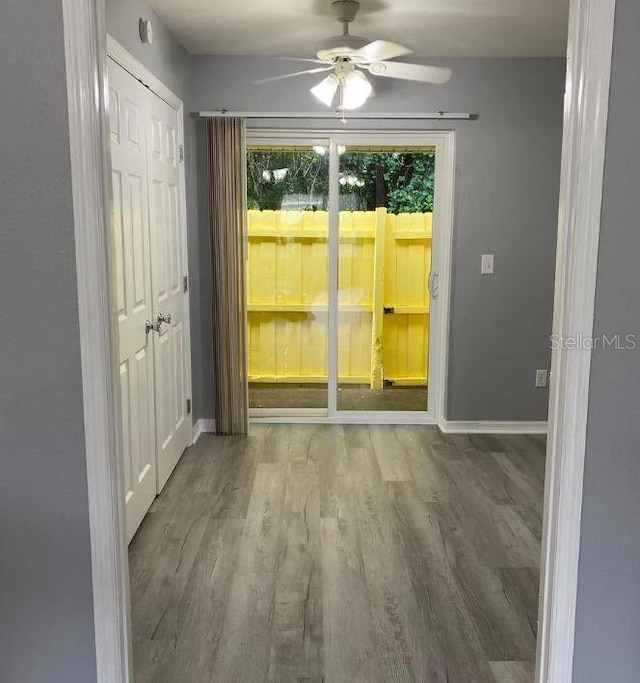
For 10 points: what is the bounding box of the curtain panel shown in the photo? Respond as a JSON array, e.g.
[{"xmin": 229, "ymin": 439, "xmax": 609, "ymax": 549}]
[{"xmin": 206, "ymin": 117, "xmax": 249, "ymax": 435}]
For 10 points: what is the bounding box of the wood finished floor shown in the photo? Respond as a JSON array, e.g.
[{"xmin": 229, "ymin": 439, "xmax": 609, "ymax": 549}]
[{"xmin": 129, "ymin": 425, "xmax": 545, "ymax": 683}]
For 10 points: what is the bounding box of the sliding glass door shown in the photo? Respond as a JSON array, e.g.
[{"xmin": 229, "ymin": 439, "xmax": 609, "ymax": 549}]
[
  {"xmin": 246, "ymin": 139, "xmax": 331, "ymax": 411},
  {"xmin": 337, "ymin": 144, "xmax": 435, "ymax": 412},
  {"xmin": 246, "ymin": 132, "xmax": 450, "ymax": 421}
]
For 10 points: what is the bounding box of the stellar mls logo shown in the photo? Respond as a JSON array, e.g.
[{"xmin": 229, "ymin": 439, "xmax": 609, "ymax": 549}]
[{"xmin": 549, "ymin": 333, "xmax": 637, "ymax": 351}]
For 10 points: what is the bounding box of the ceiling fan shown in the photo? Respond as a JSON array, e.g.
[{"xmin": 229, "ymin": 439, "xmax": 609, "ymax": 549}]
[{"xmin": 254, "ymin": 0, "xmax": 452, "ymax": 112}]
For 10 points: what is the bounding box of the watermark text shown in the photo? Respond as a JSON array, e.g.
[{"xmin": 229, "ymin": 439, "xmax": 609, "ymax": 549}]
[{"xmin": 549, "ymin": 333, "xmax": 637, "ymax": 351}]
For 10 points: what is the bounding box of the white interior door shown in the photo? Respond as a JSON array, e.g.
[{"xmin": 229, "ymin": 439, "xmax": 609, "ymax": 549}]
[
  {"xmin": 147, "ymin": 92, "xmax": 191, "ymax": 490},
  {"xmin": 108, "ymin": 59, "xmax": 157, "ymax": 542}
]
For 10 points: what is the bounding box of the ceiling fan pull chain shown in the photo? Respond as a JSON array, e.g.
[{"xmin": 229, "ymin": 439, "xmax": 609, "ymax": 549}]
[{"xmin": 338, "ymin": 81, "xmax": 347, "ymax": 123}]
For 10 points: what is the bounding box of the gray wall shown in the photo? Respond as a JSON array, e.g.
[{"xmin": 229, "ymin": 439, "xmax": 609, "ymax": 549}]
[
  {"xmin": 189, "ymin": 56, "xmax": 566, "ymax": 421},
  {"xmin": 106, "ymin": 0, "xmax": 210, "ymax": 421},
  {"xmin": 102, "ymin": 10, "xmax": 565, "ymax": 422},
  {"xmin": 106, "ymin": 0, "xmax": 190, "ymax": 98},
  {"xmin": 0, "ymin": 1, "xmax": 97, "ymax": 681},
  {"xmin": 573, "ymin": 0, "xmax": 640, "ymax": 679}
]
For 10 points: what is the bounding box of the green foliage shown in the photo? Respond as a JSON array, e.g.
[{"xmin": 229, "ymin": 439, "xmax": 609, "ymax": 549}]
[
  {"xmin": 246, "ymin": 149, "xmax": 435, "ymax": 213},
  {"xmin": 246, "ymin": 151, "xmax": 329, "ymax": 211},
  {"xmin": 341, "ymin": 151, "xmax": 435, "ymax": 213}
]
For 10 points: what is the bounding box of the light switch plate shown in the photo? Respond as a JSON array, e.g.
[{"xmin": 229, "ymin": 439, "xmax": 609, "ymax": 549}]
[
  {"xmin": 481, "ymin": 254, "xmax": 495, "ymax": 274},
  {"xmin": 535, "ymin": 369, "xmax": 548, "ymax": 388}
]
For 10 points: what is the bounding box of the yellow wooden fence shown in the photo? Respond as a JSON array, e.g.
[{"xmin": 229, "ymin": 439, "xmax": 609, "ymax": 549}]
[{"xmin": 247, "ymin": 208, "xmax": 432, "ymax": 386}]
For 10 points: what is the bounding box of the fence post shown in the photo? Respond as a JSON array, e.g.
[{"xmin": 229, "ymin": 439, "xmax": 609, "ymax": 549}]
[{"xmin": 370, "ymin": 207, "xmax": 387, "ymax": 389}]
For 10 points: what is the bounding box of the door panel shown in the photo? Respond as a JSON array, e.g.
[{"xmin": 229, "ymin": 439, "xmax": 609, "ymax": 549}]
[
  {"xmin": 336, "ymin": 146, "xmax": 434, "ymax": 412},
  {"xmin": 108, "ymin": 59, "xmax": 156, "ymax": 543},
  {"xmin": 147, "ymin": 93, "xmax": 191, "ymax": 490},
  {"xmin": 245, "ymin": 143, "xmax": 331, "ymax": 410},
  {"xmin": 108, "ymin": 57, "xmax": 192, "ymax": 540}
]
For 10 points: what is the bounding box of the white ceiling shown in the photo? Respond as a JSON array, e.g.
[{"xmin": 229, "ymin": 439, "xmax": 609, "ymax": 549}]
[{"xmin": 147, "ymin": 0, "xmax": 569, "ymax": 58}]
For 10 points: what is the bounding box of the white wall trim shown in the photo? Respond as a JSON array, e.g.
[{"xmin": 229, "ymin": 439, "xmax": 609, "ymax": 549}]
[
  {"xmin": 536, "ymin": 0, "xmax": 617, "ymax": 681},
  {"xmin": 430, "ymin": 131, "xmax": 455, "ymax": 424},
  {"xmin": 246, "ymin": 415, "xmax": 545, "ymax": 431},
  {"xmin": 62, "ymin": 1, "xmax": 131, "ymax": 682},
  {"xmin": 192, "ymin": 419, "xmax": 217, "ymax": 444},
  {"xmin": 440, "ymin": 420, "xmax": 548, "ymax": 434}
]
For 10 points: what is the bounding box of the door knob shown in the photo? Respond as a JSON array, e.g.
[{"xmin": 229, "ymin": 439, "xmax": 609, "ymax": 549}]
[
  {"xmin": 145, "ymin": 319, "xmax": 160, "ymax": 334},
  {"xmin": 156, "ymin": 312, "xmax": 172, "ymax": 325}
]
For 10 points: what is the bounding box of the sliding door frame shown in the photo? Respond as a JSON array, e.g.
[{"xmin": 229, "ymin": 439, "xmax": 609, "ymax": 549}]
[{"xmin": 246, "ymin": 129, "xmax": 455, "ymax": 425}]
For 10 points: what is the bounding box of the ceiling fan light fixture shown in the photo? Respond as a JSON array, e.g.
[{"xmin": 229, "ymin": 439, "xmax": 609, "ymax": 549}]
[
  {"xmin": 311, "ymin": 74, "xmax": 339, "ymax": 106},
  {"xmin": 259, "ymin": 1, "xmax": 451, "ymax": 111},
  {"xmin": 341, "ymin": 70, "xmax": 372, "ymax": 110}
]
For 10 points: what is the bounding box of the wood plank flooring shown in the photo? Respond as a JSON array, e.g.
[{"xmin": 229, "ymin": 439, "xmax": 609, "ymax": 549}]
[{"xmin": 129, "ymin": 425, "xmax": 545, "ymax": 683}]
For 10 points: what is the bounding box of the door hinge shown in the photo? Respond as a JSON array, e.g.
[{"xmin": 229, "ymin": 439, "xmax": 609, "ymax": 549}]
[
  {"xmin": 178, "ymin": 144, "xmax": 184, "ymax": 162},
  {"xmin": 183, "ymin": 275, "xmax": 188, "ymax": 293},
  {"xmin": 383, "ymin": 306, "xmax": 395, "ymax": 315},
  {"xmin": 186, "ymin": 398, "xmax": 191, "ymax": 415}
]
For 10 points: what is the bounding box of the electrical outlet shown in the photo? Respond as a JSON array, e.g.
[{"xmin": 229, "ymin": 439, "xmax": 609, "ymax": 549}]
[
  {"xmin": 481, "ymin": 254, "xmax": 495, "ymax": 274},
  {"xmin": 535, "ymin": 369, "xmax": 548, "ymax": 388}
]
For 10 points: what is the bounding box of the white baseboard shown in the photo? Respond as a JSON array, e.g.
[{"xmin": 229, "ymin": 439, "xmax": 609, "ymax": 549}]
[
  {"xmin": 439, "ymin": 419, "xmax": 548, "ymax": 434},
  {"xmin": 193, "ymin": 416, "xmax": 546, "ymax": 437},
  {"xmin": 192, "ymin": 418, "xmax": 216, "ymax": 444}
]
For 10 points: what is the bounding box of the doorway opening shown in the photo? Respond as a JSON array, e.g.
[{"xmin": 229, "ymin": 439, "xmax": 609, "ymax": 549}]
[
  {"xmin": 60, "ymin": 0, "xmax": 616, "ymax": 678},
  {"xmin": 246, "ymin": 132, "xmax": 454, "ymax": 424}
]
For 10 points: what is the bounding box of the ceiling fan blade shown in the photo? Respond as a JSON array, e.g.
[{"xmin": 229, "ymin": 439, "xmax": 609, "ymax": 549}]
[
  {"xmin": 254, "ymin": 66, "xmax": 332, "ymax": 85},
  {"xmin": 272, "ymin": 56, "xmax": 327, "ymax": 64},
  {"xmin": 366, "ymin": 61, "xmax": 452, "ymax": 84},
  {"xmin": 353, "ymin": 40, "xmax": 413, "ymax": 63}
]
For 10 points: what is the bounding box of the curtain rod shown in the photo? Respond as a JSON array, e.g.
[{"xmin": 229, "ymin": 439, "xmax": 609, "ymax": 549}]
[{"xmin": 195, "ymin": 110, "xmax": 476, "ymax": 120}]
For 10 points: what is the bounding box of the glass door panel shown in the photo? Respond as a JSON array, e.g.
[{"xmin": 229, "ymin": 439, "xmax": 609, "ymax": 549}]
[
  {"xmin": 246, "ymin": 143, "xmax": 330, "ymax": 409},
  {"xmin": 336, "ymin": 145, "xmax": 435, "ymax": 412}
]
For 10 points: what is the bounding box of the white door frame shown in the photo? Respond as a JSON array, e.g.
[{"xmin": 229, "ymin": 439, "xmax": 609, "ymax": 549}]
[
  {"xmin": 61, "ymin": 0, "xmax": 616, "ymax": 680},
  {"xmin": 535, "ymin": 0, "xmax": 617, "ymax": 680},
  {"xmin": 246, "ymin": 129, "xmax": 455, "ymax": 426}
]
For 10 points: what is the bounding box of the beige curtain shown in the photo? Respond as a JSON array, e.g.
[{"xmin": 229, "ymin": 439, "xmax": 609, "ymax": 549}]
[{"xmin": 206, "ymin": 117, "xmax": 249, "ymax": 435}]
